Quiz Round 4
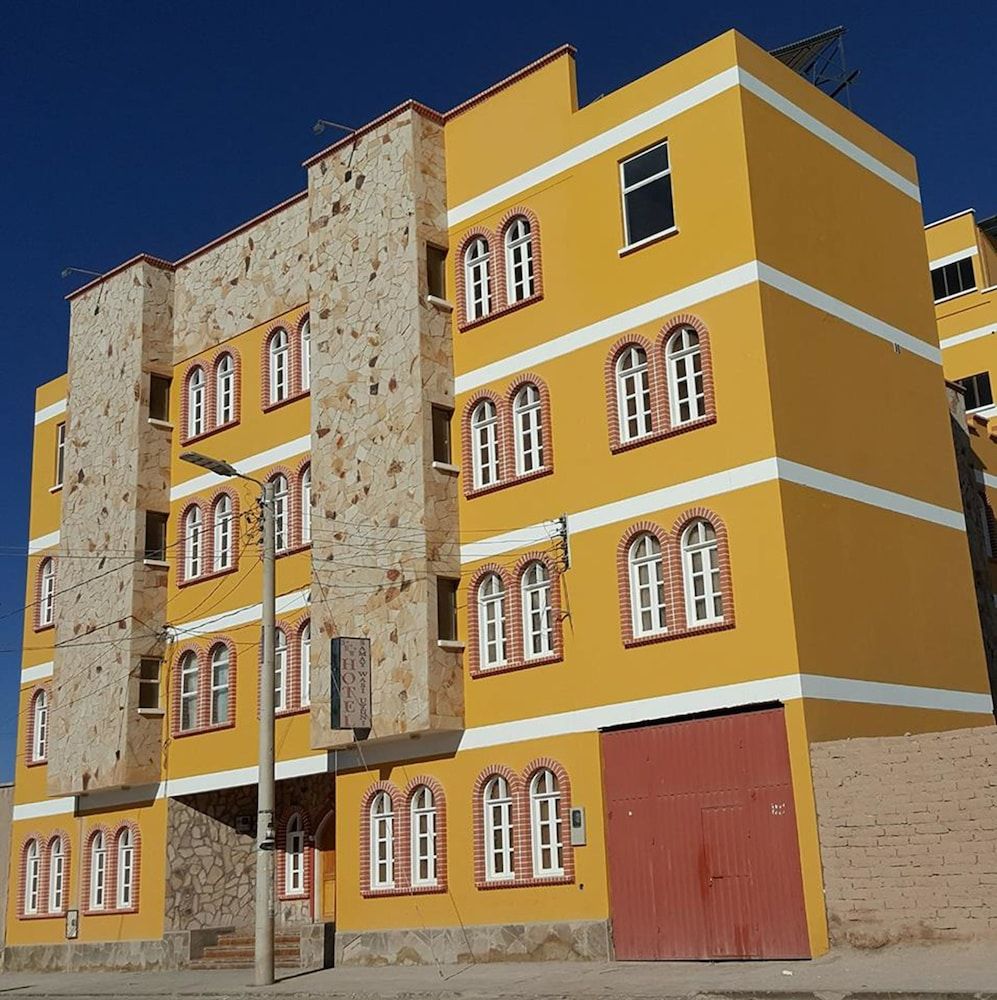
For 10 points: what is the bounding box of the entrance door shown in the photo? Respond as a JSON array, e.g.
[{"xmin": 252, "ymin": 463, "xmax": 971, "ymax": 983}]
[
  {"xmin": 315, "ymin": 812, "xmax": 336, "ymax": 922},
  {"xmin": 601, "ymin": 707, "xmax": 810, "ymax": 960}
]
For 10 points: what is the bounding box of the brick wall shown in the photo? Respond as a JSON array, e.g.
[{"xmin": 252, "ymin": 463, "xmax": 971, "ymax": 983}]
[{"xmin": 811, "ymin": 725, "xmax": 997, "ymax": 947}]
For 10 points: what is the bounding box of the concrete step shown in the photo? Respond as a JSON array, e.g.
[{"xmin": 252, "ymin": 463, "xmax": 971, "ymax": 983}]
[{"xmin": 213, "ymin": 934, "xmax": 300, "ymax": 948}]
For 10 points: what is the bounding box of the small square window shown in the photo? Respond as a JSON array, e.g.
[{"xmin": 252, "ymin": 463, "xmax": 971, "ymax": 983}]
[
  {"xmin": 426, "ymin": 244, "xmax": 448, "ymax": 300},
  {"xmin": 431, "ymin": 405, "xmax": 453, "ymax": 465},
  {"xmin": 150, "ymin": 374, "xmax": 172, "ymax": 422},
  {"xmin": 436, "ymin": 577, "xmax": 459, "ymax": 642},
  {"xmin": 144, "ymin": 511, "xmax": 169, "ymax": 561},
  {"xmin": 138, "ymin": 658, "xmax": 161, "ymax": 709},
  {"xmin": 620, "ymin": 140, "xmax": 675, "ymax": 247},
  {"xmin": 959, "ymin": 371, "xmax": 993, "ymax": 412},
  {"xmin": 931, "ymin": 257, "xmax": 976, "ymax": 302}
]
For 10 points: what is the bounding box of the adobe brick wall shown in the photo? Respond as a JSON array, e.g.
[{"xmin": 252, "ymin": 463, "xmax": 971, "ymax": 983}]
[{"xmin": 811, "ymin": 725, "xmax": 997, "ymax": 947}]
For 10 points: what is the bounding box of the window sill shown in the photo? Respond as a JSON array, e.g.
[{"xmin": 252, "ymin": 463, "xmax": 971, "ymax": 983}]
[
  {"xmin": 48, "ymin": 484, "xmax": 63, "ymax": 494},
  {"xmin": 426, "ymin": 295, "xmax": 454, "ymax": 313},
  {"xmin": 262, "ymin": 390, "xmax": 309, "ymax": 415},
  {"xmin": 432, "ymin": 461, "xmax": 460, "ymax": 476},
  {"xmin": 143, "ymin": 559, "xmax": 170, "ymax": 570},
  {"xmin": 610, "ymin": 413, "xmax": 717, "ymax": 455},
  {"xmin": 178, "ymin": 563, "xmax": 238, "ymax": 587},
  {"xmin": 464, "ymin": 465, "xmax": 554, "ymax": 500},
  {"xmin": 147, "ymin": 418, "xmax": 174, "ymax": 430},
  {"xmin": 470, "ymin": 651, "xmax": 562, "ymax": 678},
  {"xmin": 19, "ymin": 911, "xmax": 65, "ymax": 921},
  {"xmin": 618, "ymin": 226, "xmax": 679, "ymax": 257},
  {"xmin": 934, "ymin": 287, "xmax": 978, "ymax": 307},
  {"xmin": 33, "ymin": 622, "xmax": 54, "ymax": 634},
  {"xmin": 458, "ymin": 291, "xmax": 543, "ymax": 333},
  {"xmin": 173, "ymin": 720, "xmax": 236, "ymax": 739},
  {"xmin": 624, "ymin": 618, "xmax": 734, "ymax": 648},
  {"xmin": 437, "ymin": 639, "xmax": 465, "ymax": 651},
  {"xmin": 138, "ymin": 707, "xmax": 165, "ymax": 717},
  {"xmin": 26, "ymin": 757, "xmax": 47, "ymax": 768}
]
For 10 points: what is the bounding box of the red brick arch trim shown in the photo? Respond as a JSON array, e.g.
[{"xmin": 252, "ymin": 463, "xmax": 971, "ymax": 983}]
[
  {"xmin": 461, "ymin": 391, "xmax": 508, "ymax": 499},
  {"xmin": 359, "ymin": 781, "xmax": 407, "ymax": 897},
  {"xmin": 520, "ymin": 757, "xmax": 575, "ymax": 886},
  {"xmin": 41, "ymin": 831, "xmax": 71, "ymax": 917},
  {"xmin": 403, "ymin": 776, "xmax": 448, "ymax": 893},
  {"xmin": 655, "ymin": 313, "xmax": 717, "ymax": 432},
  {"xmin": 210, "ymin": 348, "xmax": 242, "ymax": 430},
  {"xmin": 454, "ymin": 227, "xmax": 497, "ymax": 330},
  {"xmin": 472, "ymin": 765, "xmax": 527, "ymax": 890},
  {"xmin": 179, "ymin": 363, "xmax": 209, "ymax": 445},
  {"xmin": 466, "ymin": 563, "xmax": 516, "ymax": 677},
  {"xmin": 604, "ymin": 335, "xmax": 664, "ymax": 453},
  {"xmin": 276, "ymin": 807, "xmax": 313, "ymax": 907},
  {"xmin": 33, "ymin": 556, "xmax": 55, "ymax": 632},
  {"xmin": 107, "ymin": 821, "xmax": 142, "ymax": 913},
  {"xmin": 617, "ymin": 521, "xmax": 676, "ymax": 648},
  {"xmin": 80, "ymin": 825, "xmax": 112, "ymax": 915},
  {"xmin": 504, "ymin": 373, "xmax": 555, "ymax": 485},
  {"xmin": 669, "ymin": 507, "xmax": 735, "ymax": 635},
  {"xmin": 177, "ymin": 501, "xmax": 206, "ymax": 585},
  {"xmin": 171, "ymin": 639, "xmax": 238, "ymax": 736},
  {"xmin": 295, "ymin": 312, "xmax": 311, "ymax": 396},
  {"xmin": 204, "ymin": 637, "xmax": 238, "ymax": 729},
  {"xmin": 495, "ymin": 207, "xmax": 545, "ymax": 314},
  {"xmin": 25, "ymin": 684, "xmax": 50, "ymax": 766}
]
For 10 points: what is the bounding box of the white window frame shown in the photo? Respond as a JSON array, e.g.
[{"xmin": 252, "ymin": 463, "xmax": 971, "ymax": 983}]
[
  {"xmin": 521, "ymin": 561, "xmax": 553, "ymax": 659},
  {"xmin": 483, "ymin": 776, "xmax": 514, "ymax": 881},
  {"xmin": 299, "ymin": 622, "xmax": 311, "ymax": 707},
  {"xmin": 409, "ymin": 785, "xmax": 438, "ymax": 887},
  {"xmin": 187, "ymin": 366, "xmax": 205, "ymax": 438},
  {"xmin": 619, "ymin": 139, "xmax": 674, "ymax": 249},
  {"xmin": 269, "ymin": 329, "xmax": 290, "ymax": 404},
  {"xmin": 513, "ymin": 383, "xmax": 544, "ymax": 475},
  {"xmin": 39, "ymin": 559, "xmax": 55, "ymax": 627},
  {"xmin": 285, "ymin": 814, "xmax": 306, "ymax": 896},
  {"xmin": 48, "ymin": 837, "xmax": 65, "ymax": 913},
  {"xmin": 477, "ymin": 573, "xmax": 507, "ymax": 669},
  {"xmin": 215, "ymin": 353, "xmax": 235, "ymax": 425},
  {"xmin": 212, "ymin": 494, "xmax": 233, "ymax": 572},
  {"xmin": 89, "ymin": 832, "xmax": 106, "ymax": 911},
  {"xmin": 616, "ymin": 346, "xmax": 653, "ymax": 442},
  {"xmin": 24, "ymin": 840, "xmax": 40, "ymax": 915},
  {"xmin": 299, "ymin": 318, "xmax": 311, "ymax": 392},
  {"xmin": 184, "ymin": 505, "xmax": 203, "ymax": 579},
  {"xmin": 666, "ymin": 326, "xmax": 705, "ymax": 425},
  {"xmin": 369, "ymin": 791, "xmax": 395, "ymax": 890},
  {"xmin": 682, "ymin": 520, "xmax": 724, "ymax": 625},
  {"xmin": 32, "ymin": 689, "xmax": 48, "ymax": 761},
  {"xmin": 179, "ymin": 651, "xmax": 199, "ymax": 732},
  {"xmin": 529, "ymin": 769, "xmax": 564, "ymax": 878},
  {"xmin": 116, "ymin": 828, "xmax": 134, "ymax": 909},
  {"xmin": 300, "ymin": 467, "xmax": 311, "ymax": 544},
  {"xmin": 55, "ymin": 422, "xmax": 66, "ymax": 487},
  {"xmin": 272, "ymin": 475, "xmax": 289, "ymax": 552},
  {"xmin": 628, "ymin": 533, "xmax": 667, "ymax": 636},
  {"xmin": 209, "ymin": 644, "xmax": 229, "ymax": 726},
  {"xmin": 274, "ymin": 629, "xmax": 288, "ymax": 711},
  {"xmin": 464, "ymin": 238, "xmax": 491, "ymax": 321},
  {"xmin": 504, "ymin": 217, "xmax": 535, "ymax": 303},
  {"xmin": 470, "ymin": 399, "xmax": 500, "ymax": 488}
]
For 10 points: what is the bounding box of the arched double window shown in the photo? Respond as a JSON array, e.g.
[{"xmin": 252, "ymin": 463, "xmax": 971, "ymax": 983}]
[
  {"xmin": 482, "ymin": 775, "xmax": 514, "ymax": 882},
  {"xmin": 48, "ymin": 836, "xmax": 65, "ymax": 913},
  {"xmin": 209, "ymin": 643, "xmax": 230, "ymax": 726},
  {"xmin": 477, "ymin": 573, "xmax": 507, "ymax": 669},
  {"xmin": 215, "ymin": 353, "xmax": 235, "ymax": 426},
  {"xmin": 369, "ymin": 791, "xmax": 395, "ymax": 890},
  {"xmin": 681, "ymin": 519, "xmax": 723, "ymax": 625},
  {"xmin": 512, "ymin": 383, "xmax": 544, "ymax": 475},
  {"xmin": 184, "ymin": 505, "xmax": 203, "ymax": 580},
  {"xmin": 269, "ymin": 329, "xmax": 290, "ymax": 405},
  {"xmin": 628, "ymin": 532, "xmax": 667, "ymax": 636},
  {"xmin": 616, "ymin": 346, "xmax": 652, "ymax": 442},
  {"xmin": 23, "ymin": 839, "xmax": 40, "ymax": 915},
  {"xmin": 116, "ymin": 827, "xmax": 134, "ymax": 909},
  {"xmin": 88, "ymin": 831, "xmax": 107, "ymax": 911},
  {"xmin": 529, "ymin": 768, "xmax": 564, "ymax": 877},
  {"xmin": 521, "ymin": 561, "xmax": 553, "ymax": 659},
  {"xmin": 470, "ymin": 399, "xmax": 500, "ymax": 488},
  {"xmin": 212, "ymin": 494, "xmax": 234, "ymax": 572},
  {"xmin": 37, "ymin": 558, "xmax": 55, "ymax": 628},
  {"xmin": 187, "ymin": 366, "xmax": 206, "ymax": 438},
  {"xmin": 409, "ymin": 785, "xmax": 438, "ymax": 887},
  {"xmin": 504, "ymin": 216, "xmax": 535, "ymax": 303},
  {"xmin": 179, "ymin": 650, "xmax": 199, "ymax": 732},
  {"xmin": 464, "ymin": 237, "xmax": 492, "ymax": 322},
  {"xmin": 30, "ymin": 688, "xmax": 48, "ymax": 762},
  {"xmin": 666, "ymin": 326, "xmax": 705, "ymax": 425},
  {"xmin": 284, "ymin": 813, "xmax": 306, "ymax": 896}
]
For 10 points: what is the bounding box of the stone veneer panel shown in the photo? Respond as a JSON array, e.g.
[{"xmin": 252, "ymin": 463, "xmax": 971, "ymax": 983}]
[
  {"xmin": 306, "ymin": 107, "xmax": 463, "ymax": 747},
  {"xmin": 50, "ymin": 260, "xmax": 174, "ymax": 795}
]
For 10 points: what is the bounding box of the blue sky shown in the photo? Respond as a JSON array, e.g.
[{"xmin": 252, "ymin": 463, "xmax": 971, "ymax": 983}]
[{"xmin": 1, "ymin": 0, "xmax": 994, "ymax": 780}]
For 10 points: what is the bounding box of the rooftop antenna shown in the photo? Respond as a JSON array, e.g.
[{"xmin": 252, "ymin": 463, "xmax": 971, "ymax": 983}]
[
  {"xmin": 770, "ymin": 26, "xmax": 859, "ymax": 108},
  {"xmin": 61, "ymin": 266, "xmax": 103, "ymax": 279},
  {"xmin": 312, "ymin": 119, "xmax": 355, "ymax": 136}
]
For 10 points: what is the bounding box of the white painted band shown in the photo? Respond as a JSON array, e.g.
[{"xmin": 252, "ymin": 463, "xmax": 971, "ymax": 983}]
[
  {"xmin": 928, "ymin": 246, "xmax": 978, "ymax": 271},
  {"xmin": 21, "ymin": 661, "xmax": 54, "ymax": 684},
  {"xmin": 940, "ymin": 324, "xmax": 995, "ymax": 350},
  {"xmin": 27, "ymin": 530, "xmax": 60, "ymax": 555},
  {"xmin": 12, "ymin": 797, "xmax": 77, "ymax": 821},
  {"xmin": 169, "ymin": 586, "xmax": 310, "ymax": 639},
  {"xmin": 34, "ymin": 399, "xmax": 67, "ymax": 426}
]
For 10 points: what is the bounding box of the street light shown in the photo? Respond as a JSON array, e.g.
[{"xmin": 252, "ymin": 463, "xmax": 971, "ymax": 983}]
[{"xmin": 180, "ymin": 451, "xmax": 276, "ymax": 986}]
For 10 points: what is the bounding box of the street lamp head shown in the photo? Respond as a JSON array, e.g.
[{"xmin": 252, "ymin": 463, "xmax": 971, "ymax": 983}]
[{"xmin": 179, "ymin": 451, "xmax": 239, "ymax": 478}]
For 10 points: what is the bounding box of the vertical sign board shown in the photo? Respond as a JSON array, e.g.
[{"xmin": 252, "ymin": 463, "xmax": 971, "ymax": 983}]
[{"xmin": 331, "ymin": 637, "xmax": 372, "ymax": 739}]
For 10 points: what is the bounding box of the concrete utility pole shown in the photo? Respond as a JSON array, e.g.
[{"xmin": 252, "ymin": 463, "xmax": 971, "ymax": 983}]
[{"xmin": 179, "ymin": 451, "xmax": 276, "ymax": 986}]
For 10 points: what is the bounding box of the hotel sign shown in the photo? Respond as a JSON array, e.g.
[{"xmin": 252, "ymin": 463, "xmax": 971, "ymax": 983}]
[{"xmin": 331, "ymin": 637, "xmax": 371, "ymax": 737}]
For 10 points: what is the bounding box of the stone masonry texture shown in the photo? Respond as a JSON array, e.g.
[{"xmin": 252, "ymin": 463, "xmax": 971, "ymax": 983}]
[{"xmin": 810, "ymin": 725, "xmax": 997, "ymax": 947}]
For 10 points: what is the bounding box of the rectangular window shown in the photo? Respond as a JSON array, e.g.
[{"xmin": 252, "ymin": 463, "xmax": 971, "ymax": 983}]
[
  {"xmin": 426, "ymin": 243, "xmax": 448, "ymax": 300},
  {"xmin": 960, "ymin": 371, "xmax": 993, "ymax": 411},
  {"xmin": 54, "ymin": 422, "xmax": 66, "ymax": 487},
  {"xmin": 138, "ymin": 658, "xmax": 161, "ymax": 710},
  {"xmin": 431, "ymin": 405, "xmax": 452, "ymax": 465},
  {"xmin": 620, "ymin": 140, "xmax": 675, "ymax": 248},
  {"xmin": 144, "ymin": 511, "xmax": 169, "ymax": 562},
  {"xmin": 436, "ymin": 577, "xmax": 459, "ymax": 642},
  {"xmin": 931, "ymin": 257, "xmax": 976, "ymax": 302},
  {"xmin": 149, "ymin": 374, "xmax": 172, "ymax": 422}
]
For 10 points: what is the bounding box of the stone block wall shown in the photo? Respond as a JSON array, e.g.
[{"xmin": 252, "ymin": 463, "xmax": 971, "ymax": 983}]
[{"xmin": 811, "ymin": 725, "xmax": 997, "ymax": 947}]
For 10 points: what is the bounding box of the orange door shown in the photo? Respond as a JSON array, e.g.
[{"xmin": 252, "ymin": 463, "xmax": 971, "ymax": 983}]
[{"xmin": 317, "ymin": 818, "xmax": 336, "ymax": 921}]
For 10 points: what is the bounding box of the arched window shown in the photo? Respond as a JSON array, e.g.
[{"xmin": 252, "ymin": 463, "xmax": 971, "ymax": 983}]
[
  {"xmin": 299, "ymin": 622, "xmax": 311, "ymax": 707},
  {"xmin": 521, "ymin": 561, "xmax": 553, "ymax": 659},
  {"xmin": 272, "ymin": 475, "xmax": 289, "ymax": 552},
  {"xmin": 269, "ymin": 329, "xmax": 290, "ymax": 404},
  {"xmin": 31, "ymin": 688, "xmax": 48, "ymax": 762},
  {"xmin": 274, "ymin": 628, "xmax": 288, "ymax": 711},
  {"xmin": 470, "ymin": 399, "xmax": 500, "ymax": 489},
  {"xmin": 89, "ymin": 831, "xmax": 106, "ymax": 911},
  {"xmin": 212, "ymin": 494, "xmax": 233, "ymax": 572},
  {"xmin": 464, "ymin": 237, "xmax": 491, "ymax": 321},
  {"xmin": 209, "ymin": 644, "xmax": 229, "ymax": 726},
  {"xmin": 215, "ymin": 353, "xmax": 235, "ymax": 425},
  {"xmin": 116, "ymin": 827, "xmax": 134, "ymax": 909},
  {"xmin": 369, "ymin": 791, "xmax": 395, "ymax": 889},
  {"xmin": 300, "ymin": 466, "xmax": 311, "ymax": 545},
  {"xmin": 512, "ymin": 383, "xmax": 544, "ymax": 474},
  {"xmin": 482, "ymin": 776, "xmax": 514, "ymax": 881},
  {"xmin": 666, "ymin": 326, "xmax": 705, "ymax": 425},
  {"xmin": 285, "ymin": 813, "xmax": 306, "ymax": 896},
  {"xmin": 184, "ymin": 505, "xmax": 203, "ymax": 579},
  {"xmin": 616, "ymin": 346, "xmax": 652, "ymax": 442},
  {"xmin": 38, "ymin": 558, "xmax": 55, "ymax": 627},
  {"xmin": 48, "ymin": 837, "xmax": 65, "ymax": 913},
  {"xmin": 530, "ymin": 769, "xmax": 564, "ymax": 877},
  {"xmin": 179, "ymin": 650, "xmax": 199, "ymax": 732},
  {"xmin": 24, "ymin": 839, "xmax": 40, "ymax": 915},
  {"xmin": 477, "ymin": 573, "xmax": 507, "ymax": 669},
  {"xmin": 187, "ymin": 366, "xmax": 205, "ymax": 438},
  {"xmin": 410, "ymin": 785, "xmax": 437, "ymax": 887},
  {"xmin": 299, "ymin": 317, "xmax": 311, "ymax": 392},
  {"xmin": 682, "ymin": 520, "xmax": 723, "ymax": 625},
  {"xmin": 628, "ymin": 532, "xmax": 666, "ymax": 636},
  {"xmin": 504, "ymin": 217, "xmax": 535, "ymax": 303}
]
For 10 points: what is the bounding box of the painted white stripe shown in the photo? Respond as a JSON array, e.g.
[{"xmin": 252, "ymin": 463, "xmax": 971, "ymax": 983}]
[
  {"xmin": 928, "ymin": 246, "xmax": 978, "ymax": 271},
  {"xmin": 170, "ymin": 587, "xmax": 310, "ymax": 639},
  {"xmin": 28, "ymin": 530, "xmax": 60, "ymax": 555},
  {"xmin": 12, "ymin": 797, "xmax": 77, "ymax": 821},
  {"xmin": 21, "ymin": 661, "xmax": 53, "ymax": 684},
  {"xmin": 170, "ymin": 435, "xmax": 310, "ymax": 502},
  {"xmin": 455, "ymin": 260, "xmax": 939, "ymax": 395},
  {"xmin": 925, "ymin": 209, "xmax": 974, "ymax": 231},
  {"xmin": 978, "ymin": 470, "xmax": 997, "ymax": 491},
  {"xmin": 34, "ymin": 398, "xmax": 67, "ymax": 426},
  {"xmin": 460, "ymin": 458, "xmax": 963, "ymax": 564},
  {"xmin": 736, "ymin": 70, "xmax": 919, "ymax": 203},
  {"xmin": 799, "ymin": 674, "xmax": 992, "ymax": 715},
  {"xmin": 940, "ymin": 324, "xmax": 995, "ymax": 350}
]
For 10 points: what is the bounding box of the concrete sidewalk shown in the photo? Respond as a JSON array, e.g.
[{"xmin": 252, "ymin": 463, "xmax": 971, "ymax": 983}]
[{"xmin": 1, "ymin": 942, "xmax": 996, "ymax": 998}]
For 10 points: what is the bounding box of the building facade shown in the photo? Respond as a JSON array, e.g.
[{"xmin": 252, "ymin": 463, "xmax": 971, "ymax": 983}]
[{"xmin": 5, "ymin": 31, "xmax": 995, "ymax": 970}]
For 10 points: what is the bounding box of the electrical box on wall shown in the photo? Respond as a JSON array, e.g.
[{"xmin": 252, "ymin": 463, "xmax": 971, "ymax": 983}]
[
  {"xmin": 569, "ymin": 806, "xmax": 586, "ymax": 846},
  {"xmin": 236, "ymin": 815, "xmax": 253, "ymax": 834}
]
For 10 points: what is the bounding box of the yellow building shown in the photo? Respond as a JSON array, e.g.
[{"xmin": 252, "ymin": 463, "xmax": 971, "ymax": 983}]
[{"xmin": 5, "ymin": 31, "xmax": 994, "ymax": 971}]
